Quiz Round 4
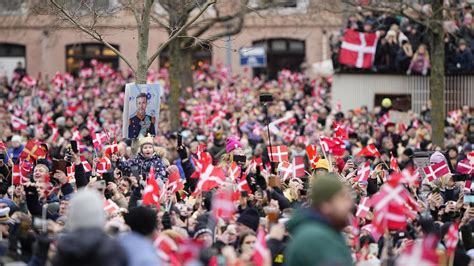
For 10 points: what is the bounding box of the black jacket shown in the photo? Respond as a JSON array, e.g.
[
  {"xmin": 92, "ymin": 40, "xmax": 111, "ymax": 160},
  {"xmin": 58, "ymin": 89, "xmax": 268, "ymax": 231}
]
[{"xmin": 52, "ymin": 228, "xmax": 127, "ymax": 266}]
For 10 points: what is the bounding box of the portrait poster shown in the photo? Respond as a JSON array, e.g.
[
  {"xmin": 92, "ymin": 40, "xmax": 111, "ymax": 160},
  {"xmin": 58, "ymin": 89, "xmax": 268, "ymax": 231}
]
[{"xmin": 122, "ymin": 83, "xmax": 162, "ymax": 139}]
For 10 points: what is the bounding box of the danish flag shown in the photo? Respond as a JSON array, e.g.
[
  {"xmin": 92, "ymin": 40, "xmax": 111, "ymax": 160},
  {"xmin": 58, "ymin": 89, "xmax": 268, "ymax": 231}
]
[
  {"xmin": 446, "ymin": 223, "xmax": 459, "ymax": 256},
  {"xmin": 80, "ymin": 156, "xmax": 92, "ymax": 172},
  {"xmin": 357, "ymin": 144, "xmax": 381, "ymax": 157},
  {"xmin": 143, "ymin": 167, "xmax": 160, "ymax": 207},
  {"xmin": 355, "ymin": 162, "xmax": 371, "ymax": 183},
  {"xmin": 96, "ymin": 157, "xmax": 111, "ymax": 174},
  {"xmin": 194, "ymin": 164, "xmax": 226, "ymax": 194},
  {"xmin": 306, "ymin": 144, "xmax": 319, "ymax": 169},
  {"xmin": 21, "ymin": 75, "xmax": 36, "ymax": 87},
  {"xmin": 267, "ymin": 145, "xmax": 289, "ymax": 162},
  {"xmin": 338, "ymin": 29, "xmax": 378, "ymax": 69},
  {"xmin": 12, "ymin": 164, "xmax": 30, "ymax": 185},
  {"xmin": 378, "ymin": 113, "xmax": 390, "ymax": 126},
  {"xmin": 396, "ymin": 235, "xmax": 440, "ymax": 266},
  {"xmin": 423, "ymin": 161, "xmax": 450, "ymax": 182},
  {"xmin": 456, "ymin": 159, "xmax": 474, "ymax": 175},
  {"xmin": 11, "ymin": 115, "xmax": 27, "ymax": 131},
  {"xmin": 104, "ymin": 199, "xmax": 120, "ymax": 215},
  {"xmin": 292, "ymin": 156, "xmax": 305, "ymax": 178},
  {"xmin": 212, "ymin": 189, "xmax": 235, "ymax": 220},
  {"xmin": 390, "ymin": 153, "xmax": 400, "ymax": 172},
  {"xmin": 166, "ymin": 165, "xmax": 184, "ymax": 194},
  {"xmin": 228, "ymin": 162, "xmax": 241, "ymax": 182},
  {"xmin": 252, "ymin": 227, "xmax": 270, "ymax": 266},
  {"xmin": 464, "ymin": 180, "xmax": 474, "ymax": 193},
  {"xmin": 334, "ymin": 124, "xmax": 348, "ymax": 140},
  {"xmin": 92, "ymin": 131, "xmax": 109, "ymax": 149},
  {"xmin": 320, "ymin": 137, "xmax": 346, "ymax": 156},
  {"xmin": 356, "ymin": 196, "xmax": 370, "ymax": 219},
  {"xmin": 277, "ymin": 161, "xmax": 293, "ymax": 181}
]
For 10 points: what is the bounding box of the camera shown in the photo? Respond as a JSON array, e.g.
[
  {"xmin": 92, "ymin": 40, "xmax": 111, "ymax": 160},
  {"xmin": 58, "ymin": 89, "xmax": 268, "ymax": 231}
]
[{"xmin": 259, "ymin": 93, "xmax": 273, "ymax": 103}]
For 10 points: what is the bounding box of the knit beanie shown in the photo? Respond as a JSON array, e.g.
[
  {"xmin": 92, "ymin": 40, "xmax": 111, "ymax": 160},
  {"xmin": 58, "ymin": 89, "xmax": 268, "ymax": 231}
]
[
  {"xmin": 430, "ymin": 151, "xmax": 446, "ymax": 164},
  {"xmin": 315, "ymin": 159, "xmax": 330, "ymax": 171},
  {"xmin": 66, "ymin": 189, "xmax": 106, "ymax": 231},
  {"xmin": 124, "ymin": 206, "xmax": 157, "ymax": 236},
  {"xmin": 193, "ymin": 221, "xmax": 213, "ymax": 239},
  {"xmin": 226, "ymin": 136, "xmax": 243, "ymax": 153},
  {"xmin": 311, "ymin": 173, "xmax": 344, "ymax": 207},
  {"xmin": 236, "ymin": 208, "xmax": 259, "ymax": 232}
]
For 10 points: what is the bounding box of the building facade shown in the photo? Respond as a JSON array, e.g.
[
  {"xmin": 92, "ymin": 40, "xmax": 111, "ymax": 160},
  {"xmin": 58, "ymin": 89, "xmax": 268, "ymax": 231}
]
[{"xmin": 0, "ymin": 0, "xmax": 342, "ymax": 80}]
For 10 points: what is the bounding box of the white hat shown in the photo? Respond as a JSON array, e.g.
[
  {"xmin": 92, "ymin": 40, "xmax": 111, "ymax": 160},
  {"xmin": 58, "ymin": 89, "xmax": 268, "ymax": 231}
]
[
  {"xmin": 66, "ymin": 189, "xmax": 106, "ymax": 231},
  {"xmin": 11, "ymin": 135, "xmax": 22, "ymax": 143}
]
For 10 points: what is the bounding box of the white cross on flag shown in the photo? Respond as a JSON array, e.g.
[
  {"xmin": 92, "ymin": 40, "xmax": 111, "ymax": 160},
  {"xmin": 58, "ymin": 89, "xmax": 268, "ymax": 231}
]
[
  {"xmin": 80, "ymin": 156, "xmax": 92, "ymax": 172},
  {"xmin": 104, "ymin": 199, "xmax": 120, "ymax": 215},
  {"xmin": 143, "ymin": 167, "xmax": 160, "ymax": 207},
  {"xmin": 356, "ymin": 196, "xmax": 370, "ymax": 219},
  {"xmin": 194, "ymin": 164, "xmax": 226, "ymax": 194},
  {"xmin": 278, "ymin": 161, "xmax": 293, "ymax": 181},
  {"xmin": 355, "ymin": 162, "xmax": 371, "ymax": 183},
  {"xmin": 92, "ymin": 131, "xmax": 109, "ymax": 149},
  {"xmin": 252, "ymin": 227, "xmax": 270, "ymax": 266},
  {"xmin": 423, "ymin": 161, "xmax": 450, "ymax": 182},
  {"xmin": 267, "ymin": 145, "xmax": 289, "ymax": 162},
  {"xmin": 456, "ymin": 159, "xmax": 474, "ymax": 175},
  {"xmin": 395, "ymin": 235, "xmax": 440, "ymax": 266},
  {"xmin": 338, "ymin": 29, "xmax": 378, "ymax": 69},
  {"xmin": 446, "ymin": 223, "xmax": 459, "ymax": 256},
  {"xmin": 11, "ymin": 115, "xmax": 27, "ymax": 131},
  {"xmin": 96, "ymin": 157, "xmax": 111, "ymax": 174},
  {"xmin": 306, "ymin": 144, "xmax": 319, "ymax": 169},
  {"xmin": 464, "ymin": 180, "xmax": 474, "ymax": 193},
  {"xmin": 292, "ymin": 156, "xmax": 305, "ymax": 178},
  {"xmin": 212, "ymin": 189, "xmax": 235, "ymax": 220}
]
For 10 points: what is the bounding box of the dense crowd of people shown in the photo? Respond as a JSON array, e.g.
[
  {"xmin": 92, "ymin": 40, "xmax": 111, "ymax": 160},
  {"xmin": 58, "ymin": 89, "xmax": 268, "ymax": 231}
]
[
  {"xmin": 331, "ymin": 1, "xmax": 474, "ymax": 75},
  {"xmin": 0, "ymin": 59, "xmax": 472, "ymax": 266}
]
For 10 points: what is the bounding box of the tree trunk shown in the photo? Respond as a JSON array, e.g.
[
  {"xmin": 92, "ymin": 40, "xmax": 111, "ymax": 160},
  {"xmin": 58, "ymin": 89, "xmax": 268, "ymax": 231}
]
[
  {"xmin": 180, "ymin": 47, "xmax": 193, "ymax": 93},
  {"xmin": 135, "ymin": 0, "xmax": 153, "ymax": 84},
  {"xmin": 169, "ymin": 39, "xmax": 182, "ymax": 131},
  {"xmin": 430, "ymin": 0, "xmax": 445, "ymax": 147}
]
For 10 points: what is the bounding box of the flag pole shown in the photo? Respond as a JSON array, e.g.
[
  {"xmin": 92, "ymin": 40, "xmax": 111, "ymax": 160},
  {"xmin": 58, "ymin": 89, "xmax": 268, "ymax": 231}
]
[
  {"xmin": 263, "ymin": 102, "xmax": 274, "ymax": 175},
  {"xmin": 318, "ymin": 137, "xmax": 333, "ymax": 172}
]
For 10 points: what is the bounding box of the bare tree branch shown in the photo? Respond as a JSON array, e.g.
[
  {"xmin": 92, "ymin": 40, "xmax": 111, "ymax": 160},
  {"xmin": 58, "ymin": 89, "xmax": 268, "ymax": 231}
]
[
  {"xmin": 48, "ymin": 0, "xmax": 137, "ymax": 73},
  {"xmin": 146, "ymin": 0, "xmax": 216, "ymax": 68}
]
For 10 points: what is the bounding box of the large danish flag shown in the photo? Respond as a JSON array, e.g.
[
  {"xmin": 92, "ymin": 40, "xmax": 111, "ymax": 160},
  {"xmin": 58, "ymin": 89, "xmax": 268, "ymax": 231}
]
[{"xmin": 338, "ymin": 29, "xmax": 378, "ymax": 69}]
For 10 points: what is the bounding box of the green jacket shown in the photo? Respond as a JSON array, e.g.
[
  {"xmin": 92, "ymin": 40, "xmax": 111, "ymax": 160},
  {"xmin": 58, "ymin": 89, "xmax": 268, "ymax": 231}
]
[{"xmin": 284, "ymin": 208, "xmax": 353, "ymax": 266}]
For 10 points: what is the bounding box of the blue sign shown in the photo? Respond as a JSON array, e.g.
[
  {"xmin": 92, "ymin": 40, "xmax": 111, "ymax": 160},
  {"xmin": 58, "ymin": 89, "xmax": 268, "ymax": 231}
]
[{"xmin": 239, "ymin": 47, "xmax": 266, "ymax": 67}]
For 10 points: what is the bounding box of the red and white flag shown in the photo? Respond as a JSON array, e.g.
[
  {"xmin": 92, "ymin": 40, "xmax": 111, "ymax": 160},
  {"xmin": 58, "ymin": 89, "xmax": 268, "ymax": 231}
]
[
  {"xmin": 11, "ymin": 115, "xmax": 27, "ymax": 131},
  {"xmin": 456, "ymin": 159, "xmax": 474, "ymax": 175},
  {"xmin": 252, "ymin": 227, "xmax": 270, "ymax": 266},
  {"xmin": 267, "ymin": 145, "xmax": 289, "ymax": 162},
  {"xmin": 338, "ymin": 29, "xmax": 378, "ymax": 69},
  {"xmin": 104, "ymin": 199, "xmax": 120, "ymax": 215},
  {"xmin": 277, "ymin": 161, "xmax": 293, "ymax": 181},
  {"xmin": 355, "ymin": 162, "xmax": 371, "ymax": 183},
  {"xmin": 378, "ymin": 113, "xmax": 390, "ymax": 127},
  {"xmin": 12, "ymin": 164, "xmax": 29, "ymax": 185},
  {"xmin": 396, "ymin": 234, "xmax": 440, "ymax": 266},
  {"xmin": 194, "ymin": 164, "xmax": 226, "ymax": 194},
  {"xmin": 370, "ymin": 180, "xmax": 419, "ymax": 233},
  {"xmin": 166, "ymin": 165, "xmax": 184, "ymax": 194},
  {"xmin": 306, "ymin": 144, "xmax": 319, "ymax": 169},
  {"xmin": 21, "ymin": 75, "xmax": 36, "ymax": 87},
  {"xmin": 357, "ymin": 144, "xmax": 381, "ymax": 157},
  {"xmin": 228, "ymin": 162, "xmax": 241, "ymax": 182},
  {"xmin": 96, "ymin": 157, "xmax": 111, "ymax": 173},
  {"xmin": 320, "ymin": 137, "xmax": 346, "ymax": 156},
  {"xmin": 334, "ymin": 124, "xmax": 348, "ymax": 140},
  {"xmin": 91, "ymin": 131, "xmax": 109, "ymax": 149},
  {"xmin": 292, "ymin": 156, "xmax": 305, "ymax": 178},
  {"xmin": 446, "ymin": 223, "xmax": 459, "ymax": 256},
  {"xmin": 390, "ymin": 153, "xmax": 400, "ymax": 172},
  {"xmin": 464, "ymin": 180, "xmax": 474, "ymax": 193},
  {"xmin": 401, "ymin": 167, "xmax": 421, "ymax": 187},
  {"xmin": 143, "ymin": 167, "xmax": 160, "ymax": 207},
  {"xmin": 212, "ymin": 189, "xmax": 235, "ymax": 220},
  {"xmin": 66, "ymin": 164, "xmax": 75, "ymax": 179},
  {"xmin": 423, "ymin": 161, "xmax": 450, "ymax": 182},
  {"xmin": 80, "ymin": 156, "xmax": 92, "ymax": 172},
  {"xmin": 356, "ymin": 196, "xmax": 370, "ymax": 219}
]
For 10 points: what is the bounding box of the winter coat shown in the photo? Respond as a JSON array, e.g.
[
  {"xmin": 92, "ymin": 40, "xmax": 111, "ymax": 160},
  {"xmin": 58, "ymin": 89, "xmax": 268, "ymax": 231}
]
[
  {"xmin": 455, "ymin": 49, "xmax": 473, "ymax": 73},
  {"xmin": 52, "ymin": 228, "xmax": 127, "ymax": 266},
  {"xmin": 116, "ymin": 153, "xmax": 167, "ymax": 180},
  {"xmin": 284, "ymin": 208, "xmax": 353, "ymax": 266},
  {"xmin": 118, "ymin": 232, "xmax": 162, "ymax": 266}
]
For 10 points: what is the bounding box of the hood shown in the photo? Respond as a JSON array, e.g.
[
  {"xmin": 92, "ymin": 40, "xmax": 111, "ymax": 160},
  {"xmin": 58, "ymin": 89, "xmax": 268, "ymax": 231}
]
[
  {"xmin": 56, "ymin": 229, "xmax": 115, "ymax": 259},
  {"xmin": 286, "ymin": 208, "xmax": 334, "ymax": 234}
]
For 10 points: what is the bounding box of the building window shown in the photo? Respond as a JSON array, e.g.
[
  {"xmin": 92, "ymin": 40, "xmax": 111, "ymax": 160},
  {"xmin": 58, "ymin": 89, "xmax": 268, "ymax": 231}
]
[
  {"xmin": 65, "ymin": 43, "xmax": 119, "ymax": 73},
  {"xmin": 158, "ymin": 44, "xmax": 212, "ymax": 70},
  {"xmin": 0, "ymin": 43, "xmax": 26, "ymax": 81},
  {"xmin": 249, "ymin": 0, "xmax": 308, "ymax": 14},
  {"xmin": 61, "ymin": 0, "xmax": 114, "ymax": 13},
  {"xmin": 0, "ymin": 0, "xmax": 28, "ymax": 15},
  {"xmin": 0, "ymin": 43, "xmax": 26, "ymax": 57},
  {"xmin": 252, "ymin": 38, "xmax": 305, "ymax": 80}
]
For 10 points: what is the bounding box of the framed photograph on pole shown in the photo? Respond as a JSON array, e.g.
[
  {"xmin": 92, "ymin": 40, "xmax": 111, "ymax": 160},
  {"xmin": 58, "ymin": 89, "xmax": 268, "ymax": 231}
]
[{"xmin": 122, "ymin": 83, "xmax": 162, "ymax": 139}]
